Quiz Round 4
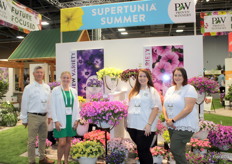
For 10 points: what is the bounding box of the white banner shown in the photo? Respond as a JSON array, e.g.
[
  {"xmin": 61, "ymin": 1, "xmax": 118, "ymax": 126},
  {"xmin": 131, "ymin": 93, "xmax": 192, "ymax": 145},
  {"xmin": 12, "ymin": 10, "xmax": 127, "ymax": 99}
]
[
  {"xmin": 0, "ymin": 0, "xmax": 41, "ymax": 33},
  {"xmin": 204, "ymin": 14, "xmax": 232, "ymax": 33}
]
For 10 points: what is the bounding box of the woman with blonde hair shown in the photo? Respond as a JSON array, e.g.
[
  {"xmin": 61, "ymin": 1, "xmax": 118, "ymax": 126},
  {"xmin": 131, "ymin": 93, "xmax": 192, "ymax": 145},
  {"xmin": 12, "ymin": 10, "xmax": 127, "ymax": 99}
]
[
  {"xmin": 51, "ymin": 71, "xmax": 80, "ymax": 164},
  {"xmin": 126, "ymin": 69, "xmax": 162, "ymax": 164}
]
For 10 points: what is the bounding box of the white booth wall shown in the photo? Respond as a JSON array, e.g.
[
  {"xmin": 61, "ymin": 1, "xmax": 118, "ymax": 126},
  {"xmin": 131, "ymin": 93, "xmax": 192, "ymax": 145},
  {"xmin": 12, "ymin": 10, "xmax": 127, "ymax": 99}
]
[{"xmin": 56, "ymin": 35, "xmax": 204, "ymax": 79}]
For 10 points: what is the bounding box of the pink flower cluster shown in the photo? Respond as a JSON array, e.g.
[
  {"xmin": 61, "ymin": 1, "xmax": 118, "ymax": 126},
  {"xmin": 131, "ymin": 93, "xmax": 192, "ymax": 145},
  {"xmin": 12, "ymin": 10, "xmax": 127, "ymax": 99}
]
[
  {"xmin": 156, "ymin": 120, "xmax": 167, "ymax": 135},
  {"xmin": 190, "ymin": 138, "xmax": 211, "ymax": 150},
  {"xmin": 80, "ymin": 101, "xmax": 128, "ymax": 125},
  {"xmin": 89, "ymin": 93, "xmax": 110, "ymax": 102},
  {"xmin": 150, "ymin": 146, "xmax": 167, "ymax": 157},
  {"xmin": 35, "ymin": 136, "xmax": 52, "ymax": 148},
  {"xmin": 208, "ymin": 125, "xmax": 232, "ymax": 148},
  {"xmin": 199, "ymin": 120, "xmax": 217, "ymax": 131},
  {"xmin": 188, "ymin": 77, "xmax": 219, "ymax": 95},
  {"xmin": 71, "ymin": 138, "xmax": 81, "ymax": 146},
  {"xmin": 84, "ymin": 130, "xmax": 110, "ymax": 146}
]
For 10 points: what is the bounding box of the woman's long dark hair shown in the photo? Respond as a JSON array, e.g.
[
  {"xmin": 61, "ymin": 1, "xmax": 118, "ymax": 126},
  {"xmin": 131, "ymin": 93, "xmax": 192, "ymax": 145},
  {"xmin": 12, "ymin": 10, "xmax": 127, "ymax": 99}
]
[{"xmin": 129, "ymin": 69, "xmax": 154, "ymax": 100}]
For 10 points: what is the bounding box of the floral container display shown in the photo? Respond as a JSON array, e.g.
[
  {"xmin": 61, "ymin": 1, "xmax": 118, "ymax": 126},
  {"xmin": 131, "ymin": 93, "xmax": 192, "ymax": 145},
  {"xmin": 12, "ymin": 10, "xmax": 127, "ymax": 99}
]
[
  {"xmin": 156, "ymin": 120, "xmax": 167, "ymax": 135},
  {"xmin": 80, "ymin": 101, "xmax": 128, "ymax": 127},
  {"xmin": 86, "ymin": 78, "xmax": 103, "ymax": 94},
  {"xmin": 70, "ymin": 140, "xmax": 105, "ymax": 164},
  {"xmin": 76, "ymin": 118, "xmax": 89, "ymax": 136},
  {"xmin": 150, "ymin": 146, "xmax": 167, "ymax": 164},
  {"xmin": 208, "ymin": 125, "xmax": 232, "ymax": 151},
  {"xmin": 78, "ymin": 96, "xmax": 86, "ymax": 108},
  {"xmin": 120, "ymin": 69, "xmax": 139, "ymax": 82},
  {"xmin": 225, "ymin": 84, "xmax": 232, "ymax": 101},
  {"xmin": 71, "ymin": 138, "xmax": 81, "ymax": 146},
  {"xmin": 48, "ymin": 81, "xmax": 60, "ymax": 90},
  {"xmin": 106, "ymin": 150, "xmax": 126, "ymax": 164},
  {"xmin": 89, "ymin": 93, "xmax": 110, "ymax": 102},
  {"xmin": 83, "ymin": 130, "xmax": 110, "ymax": 146},
  {"xmin": 107, "ymin": 138, "xmax": 136, "ymax": 159},
  {"xmin": 188, "ymin": 77, "xmax": 219, "ymax": 95},
  {"xmin": 192, "ymin": 120, "xmax": 217, "ymax": 140},
  {"xmin": 189, "ymin": 138, "xmax": 211, "ymax": 155}
]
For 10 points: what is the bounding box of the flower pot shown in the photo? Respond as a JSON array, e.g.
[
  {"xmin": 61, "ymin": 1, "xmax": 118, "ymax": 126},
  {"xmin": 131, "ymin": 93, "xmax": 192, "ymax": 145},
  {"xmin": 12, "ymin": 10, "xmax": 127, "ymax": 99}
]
[
  {"xmin": 193, "ymin": 148, "xmax": 207, "ymax": 155},
  {"xmin": 76, "ymin": 123, "xmax": 89, "ymax": 136},
  {"xmin": 153, "ymin": 155, "xmax": 163, "ymax": 164},
  {"xmin": 218, "ymin": 145, "xmax": 231, "ymax": 151},
  {"xmin": 35, "ymin": 147, "xmax": 39, "ymax": 156},
  {"xmin": 98, "ymin": 121, "xmax": 110, "ymax": 129},
  {"xmin": 88, "ymin": 86, "xmax": 101, "ymax": 95},
  {"xmin": 192, "ymin": 130, "xmax": 209, "ymax": 140},
  {"xmin": 78, "ymin": 157, "xmax": 97, "ymax": 164}
]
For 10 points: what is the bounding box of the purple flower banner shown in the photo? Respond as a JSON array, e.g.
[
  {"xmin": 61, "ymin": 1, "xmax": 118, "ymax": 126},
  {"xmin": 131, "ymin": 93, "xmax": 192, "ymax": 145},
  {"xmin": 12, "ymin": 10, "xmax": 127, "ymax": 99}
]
[
  {"xmin": 144, "ymin": 45, "xmax": 184, "ymax": 94},
  {"xmin": 75, "ymin": 49, "xmax": 104, "ymax": 97}
]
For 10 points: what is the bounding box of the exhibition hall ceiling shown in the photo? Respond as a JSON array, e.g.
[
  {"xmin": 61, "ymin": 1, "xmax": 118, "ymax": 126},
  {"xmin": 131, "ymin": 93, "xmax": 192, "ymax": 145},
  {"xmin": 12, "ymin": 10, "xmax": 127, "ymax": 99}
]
[{"xmin": 0, "ymin": 0, "xmax": 231, "ymax": 45}]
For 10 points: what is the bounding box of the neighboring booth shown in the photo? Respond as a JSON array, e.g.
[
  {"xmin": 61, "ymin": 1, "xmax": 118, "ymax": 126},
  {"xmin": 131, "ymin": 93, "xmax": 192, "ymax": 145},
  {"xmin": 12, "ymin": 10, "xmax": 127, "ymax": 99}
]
[{"xmin": 0, "ymin": 29, "xmax": 89, "ymax": 103}]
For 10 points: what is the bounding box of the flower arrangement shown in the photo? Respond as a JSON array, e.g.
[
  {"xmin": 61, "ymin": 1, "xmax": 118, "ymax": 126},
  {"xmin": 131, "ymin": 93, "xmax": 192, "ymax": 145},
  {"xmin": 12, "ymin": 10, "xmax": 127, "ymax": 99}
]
[
  {"xmin": 87, "ymin": 78, "xmax": 102, "ymax": 87},
  {"xmin": 96, "ymin": 67, "xmax": 123, "ymax": 79},
  {"xmin": 80, "ymin": 101, "xmax": 128, "ymax": 126},
  {"xmin": 106, "ymin": 150, "xmax": 126, "ymax": 164},
  {"xmin": 225, "ymin": 84, "xmax": 232, "ymax": 101},
  {"xmin": 107, "ymin": 138, "xmax": 136, "ymax": 156},
  {"xmin": 156, "ymin": 120, "xmax": 167, "ymax": 135},
  {"xmin": 70, "ymin": 140, "xmax": 105, "ymax": 158},
  {"xmin": 150, "ymin": 146, "xmax": 167, "ymax": 157},
  {"xmin": 190, "ymin": 138, "xmax": 211, "ymax": 150},
  {"xmin": 120, "ymin": 69, "xmax": 139, "ymax": 82},
  {"xmin": 48, "ymin": 81, "xmax": 60, "ymax": 90},
  {"xmin": 208, "ymin": 125, "xmax": 232, "ymax": 149},
  {"xmin": 78, "ymin": 118, "xmax": 88, "ymax": 125},
  {"xmin": 83, "ymin": 130, "xmax": 110, "ymax": 146},
  {"xmin": 188, "ymin": 77, "xmax": 219, "ymax": 95},
  {"xmin": 162, "ymin": 130, "xmax": 170, "ymax": 143},
  {"xmin": 78, "ymin": 96, "xmax": 86, "ymax": 103},
  {"xmin": 89, "ymin": 93, "xmax": 109, "ymax": 102},
  {"xmin": 199, "ymin": 120, "xmax": 217, "ymax": 131},
  {"xmin": 35, "ymin": 136, "xmax": 52, "ymax": 148}
]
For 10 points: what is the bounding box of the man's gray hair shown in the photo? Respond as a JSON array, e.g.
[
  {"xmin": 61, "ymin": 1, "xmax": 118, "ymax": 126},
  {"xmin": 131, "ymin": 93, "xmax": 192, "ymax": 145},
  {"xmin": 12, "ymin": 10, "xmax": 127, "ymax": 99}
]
[{"xmin": 33, "ymin": 66, "xmax": 43, "ymax": 72}]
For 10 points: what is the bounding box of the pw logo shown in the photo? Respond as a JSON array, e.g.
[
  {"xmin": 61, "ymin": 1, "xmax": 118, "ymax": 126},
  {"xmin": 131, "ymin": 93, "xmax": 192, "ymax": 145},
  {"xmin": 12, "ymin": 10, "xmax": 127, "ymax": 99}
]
[
  {"xmin": 175, "ymin": 2, "xmax": 191, "ymax": 11},
  {"xmin": 212, "ymin": 17, "xmax": 226, "ymax": 24}
]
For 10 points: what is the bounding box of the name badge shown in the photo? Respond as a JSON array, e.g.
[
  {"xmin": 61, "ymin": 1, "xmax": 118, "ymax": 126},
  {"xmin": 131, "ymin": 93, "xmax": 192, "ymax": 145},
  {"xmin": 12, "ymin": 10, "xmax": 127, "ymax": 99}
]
[{"xmin": 66, "ymin": 107, "xmax": 72, "ymax": 115}]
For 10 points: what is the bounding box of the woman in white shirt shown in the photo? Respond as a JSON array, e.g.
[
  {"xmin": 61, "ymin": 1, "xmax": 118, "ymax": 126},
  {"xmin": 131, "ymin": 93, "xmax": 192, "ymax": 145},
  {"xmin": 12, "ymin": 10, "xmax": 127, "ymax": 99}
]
[
  {"xmin": 126, "ymin": 69, "xmax": 162, "ymax": 164},
  {"xmin": 51, "ymin": 71, "xmax": 80, "ymax": 164},
  {"xmin": 163, "ymin": 67, "xmax": 199, "ymax": 164}
]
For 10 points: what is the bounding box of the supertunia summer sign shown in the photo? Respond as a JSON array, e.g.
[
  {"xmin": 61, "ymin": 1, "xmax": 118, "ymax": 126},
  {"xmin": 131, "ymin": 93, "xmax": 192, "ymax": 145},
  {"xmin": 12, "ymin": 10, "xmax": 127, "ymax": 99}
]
[{"xmin": 60, "ymin": 0, "xmax": 196, "ymax": 32}]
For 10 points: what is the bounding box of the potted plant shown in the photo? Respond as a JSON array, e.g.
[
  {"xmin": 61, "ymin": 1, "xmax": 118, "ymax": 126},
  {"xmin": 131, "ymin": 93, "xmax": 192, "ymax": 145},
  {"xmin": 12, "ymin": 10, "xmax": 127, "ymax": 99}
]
[
  {"xmin": 225, "ymin": 84, "xmax": 232, "ymax": 101},
  {"xmin": 80, "ymin": 101, "xmax": 127, "ymax": 127},
  {"xmin": 89, "ymin": 93, "xmax": 110, "ymax": 102},
  {"xmin": 120, "ymin": 69, "xmax": 139, "ymax": 82},
  {"xmin": 107, "ymin": 138, "xmax": 136, "ymax": 158},
  {"xmin": 106, "ymin": 150, "xmax": 126, "ymax": 164},
  {"xmin": 70, "ymin": 140, "xmax": 105, "ymax": 164},
  {"xmin": 0, "ymin": 102, "xmax": 18, "ymax": 126},
  {"xmin": 208, "ymin": 125, "xmax": 232, "ymax": 151},
  {"xmin": 188, "ymin": 77, "xmax": 219, "ymax": 95},
  {"xmin": 150, "ymin": 146, "xmax": 167, "ymax": 163},
  {"xmin": 83, "ymin": 129, "xmax": 110, "ymax": 146},
  {"xmin": 193, "ymin": 120, "xmax": 217, "ymax": 140},
  {"xmin": 76, "ymin": 118, "xmax": 89, "ymax": 136},
  {"xmin": 189, "ymin": 138, "xmax": 211, "ymax": 155}
]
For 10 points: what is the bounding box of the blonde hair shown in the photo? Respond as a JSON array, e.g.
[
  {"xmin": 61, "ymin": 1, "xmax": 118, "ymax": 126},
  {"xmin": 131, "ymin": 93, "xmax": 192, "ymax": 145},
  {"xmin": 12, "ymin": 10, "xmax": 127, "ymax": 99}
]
[{"xmin": 60, "ymin": 71, "xmax": 71, "ymax": 78}]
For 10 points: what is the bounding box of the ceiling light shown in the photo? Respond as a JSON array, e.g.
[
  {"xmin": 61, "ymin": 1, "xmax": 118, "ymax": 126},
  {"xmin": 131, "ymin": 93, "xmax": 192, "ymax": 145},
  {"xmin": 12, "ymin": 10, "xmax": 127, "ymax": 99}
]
[
  {"xmin": 118, "ymin": 28, "xmax": 126, "ymax": 32},
  {"xmin": 194, "ymin": 0, "xmax": 198, "ymax": 4},
  {"xmin": 41, "ymin": 21, "xmax": 49, "ymax": 26},
  {"xmin": 121, "ymin": 32, "xmax": 128, "ymax": 35},
  {"xmin": 176, "ymin": 29, "xmax": 184, "ymax": 33},
  {"xmin": 206, "ymin": 0, "xmax": 209, "ymax": 2},
  {"xmin": 16, "ymin": 36, "xmax": 24, "ymax": 39}
]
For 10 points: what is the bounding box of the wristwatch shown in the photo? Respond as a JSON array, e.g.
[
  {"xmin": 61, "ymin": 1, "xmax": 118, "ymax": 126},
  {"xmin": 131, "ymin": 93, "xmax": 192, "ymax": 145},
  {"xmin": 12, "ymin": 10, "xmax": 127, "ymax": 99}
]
[{"xmin": 172, "ymin": 119, "xmax": 175, "ymax": 123}]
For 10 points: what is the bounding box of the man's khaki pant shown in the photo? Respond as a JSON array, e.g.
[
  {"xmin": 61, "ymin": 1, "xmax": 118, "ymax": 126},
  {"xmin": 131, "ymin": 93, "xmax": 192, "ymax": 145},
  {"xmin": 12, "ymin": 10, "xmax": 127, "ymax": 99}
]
[{"xmin": 28, "ymin": 113, "xmax": 48, "ymax": 163}]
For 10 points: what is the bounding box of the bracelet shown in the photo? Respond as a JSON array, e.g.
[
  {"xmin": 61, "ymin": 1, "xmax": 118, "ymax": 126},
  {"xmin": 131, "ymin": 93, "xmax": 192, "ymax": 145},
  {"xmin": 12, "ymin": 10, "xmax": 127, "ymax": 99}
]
[
  {"xmin": 147, "ymin": 123, "xmax": 152, "ymax": 126},
  {"xmin": 172, "ymin": 119, "xmax": 175, "ymax": 123}
]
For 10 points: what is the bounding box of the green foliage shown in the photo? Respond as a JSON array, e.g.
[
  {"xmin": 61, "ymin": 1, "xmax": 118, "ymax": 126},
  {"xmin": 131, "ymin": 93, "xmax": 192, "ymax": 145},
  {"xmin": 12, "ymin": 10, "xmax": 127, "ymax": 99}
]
[
  {"xmin": 225, "ymin": 85, "xmax": 232, "ymax": 101},
  {"xmin": 0, "ymin": 102, "xmax": 18, "ymax": 126},
  {"xmin": 0, "ymin": 80, "xmax": 8, "ymax": 99}
]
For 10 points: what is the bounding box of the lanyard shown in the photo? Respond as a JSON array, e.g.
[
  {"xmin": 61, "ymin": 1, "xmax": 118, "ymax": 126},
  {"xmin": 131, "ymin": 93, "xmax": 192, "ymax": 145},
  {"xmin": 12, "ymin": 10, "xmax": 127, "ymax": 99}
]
[{"xmin": 61, "ymin": 86, "xmax": 73, "ymax": 106}]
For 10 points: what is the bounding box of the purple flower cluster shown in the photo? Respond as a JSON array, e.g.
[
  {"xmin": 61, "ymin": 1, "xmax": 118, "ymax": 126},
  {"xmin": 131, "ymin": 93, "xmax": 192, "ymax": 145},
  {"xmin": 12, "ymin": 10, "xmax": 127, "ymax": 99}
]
[
  {"xmin": 80, "ymin": 101, "xmax": 128, "ymax": 126},
  {"xmin": 188, "ymin": 77, "xmax": 219, "ymax": 95},
  {"xmin": 77, "ymin": 49, "xmax": 104, "ymax": 97},
  {"xmin": 89, "ymin": 93, "xmax": 110, "ymax": 102},
  {"xmin": 106, "ymin": 150, "xmax": 126, "ymax": 164},
  {"xmin": 87, "ymin": 78, "xmax": 102, "ymax": 87},
  {"xmin": 151, "ymin": 45, "xmax": 184, "ymax": 93},
  {"xmin": 48, "ymin": 81, "xmax": 60, "ymax": 90},
  {"xmin": 208, "ymin": 125, "xmax": 232, "ymax": 148}
]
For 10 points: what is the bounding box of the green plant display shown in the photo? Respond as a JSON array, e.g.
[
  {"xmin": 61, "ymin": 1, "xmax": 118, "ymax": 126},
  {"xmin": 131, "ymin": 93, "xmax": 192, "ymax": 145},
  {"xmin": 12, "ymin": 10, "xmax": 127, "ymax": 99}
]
[
  {"xmin": 0, "ymin": 102, "xmax": 18, "ymax": 126},
  {"xmin": 225, "ymin": 85, "xmax": 232, "ymax": 101},
  {"xmin": 0, "ymin": 80, "xmax": 8, "ymax": 100}
]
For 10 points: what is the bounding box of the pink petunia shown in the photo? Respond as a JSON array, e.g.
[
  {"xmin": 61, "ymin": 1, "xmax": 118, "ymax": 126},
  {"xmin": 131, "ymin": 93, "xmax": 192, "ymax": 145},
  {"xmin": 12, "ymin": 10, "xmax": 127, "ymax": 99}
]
[
  {"xmin": 152, "ymin": 61, "xmax": 172, "ymax": 81},
  {"xmin": 160, "ymin": 52, "xmax": 179, "ymax": 69},
  {"xmin": 155, "ymin": 46, "xmax": 172, "ymax": 55}
]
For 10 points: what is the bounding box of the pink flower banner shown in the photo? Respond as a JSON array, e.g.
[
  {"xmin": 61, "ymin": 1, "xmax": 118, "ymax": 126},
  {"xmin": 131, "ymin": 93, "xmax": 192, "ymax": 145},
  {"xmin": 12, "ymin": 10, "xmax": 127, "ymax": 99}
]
[{"xmin": 144, "ymin": 45, "xmax": 184, "ymax": 94}]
